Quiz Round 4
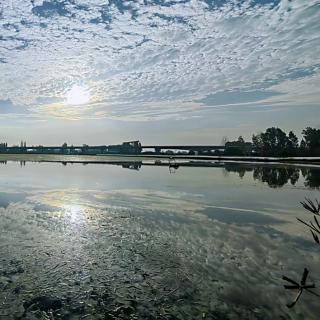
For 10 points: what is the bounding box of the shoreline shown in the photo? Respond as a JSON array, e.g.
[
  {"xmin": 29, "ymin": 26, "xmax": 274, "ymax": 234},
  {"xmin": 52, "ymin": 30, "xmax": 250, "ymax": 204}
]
[{"xmin": 0, "ymin": 153, "xmax": 319, "ymax": 168}]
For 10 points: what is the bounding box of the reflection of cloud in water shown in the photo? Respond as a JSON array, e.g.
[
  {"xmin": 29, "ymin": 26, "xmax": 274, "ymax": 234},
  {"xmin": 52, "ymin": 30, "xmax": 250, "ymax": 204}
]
[
  {"xmin": 93, "ymin": 189, "xmax": 206, "ymax": 214},
  {"xmin": 0, "ymin": 188, "xmax": 320, "ymax": 318},
  {"xmin": 27, "ymin": 188, "xmax": 206, "ymax": 215},
  {"xmin": 24, "ymin": 188, "xmax": 320, "ymax": 240},
  {"xmin": 138, "ymin": 211, "xmax": 320, "ymax": 317},
  {"xmin": 203, "ymin": 206, "xmax": 284, "ymax": 225},
  {"xmin": 0, "ymin": 191, "xmax": 27, "ymax": 208}
]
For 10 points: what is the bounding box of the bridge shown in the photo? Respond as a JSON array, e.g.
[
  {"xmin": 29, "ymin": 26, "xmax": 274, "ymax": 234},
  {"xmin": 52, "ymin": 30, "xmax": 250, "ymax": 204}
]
[
  {"xmin": 142, "ymin": 145, "xmax": 225, "ymax": 153},
  {"xmin": 0, "ymin": 142, "xmax": 226, "ymax": 155}
]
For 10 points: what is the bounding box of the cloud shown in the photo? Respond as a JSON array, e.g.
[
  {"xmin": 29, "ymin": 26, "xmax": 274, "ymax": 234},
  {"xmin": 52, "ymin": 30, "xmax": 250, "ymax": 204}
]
[
  {"xmin": 0, "ymin": 99, "xmax": 28, "ymax": 115},
  {"xmin": 32, "ymin": 1, "xmax": 71, "ymax": 18},
  {"xmin": 195, "ymin": 89, "xmax": 283, "ymax": 107},
  {"xmin": 0, "ymin": 0, "xmax": 319, "ymax": 121}
]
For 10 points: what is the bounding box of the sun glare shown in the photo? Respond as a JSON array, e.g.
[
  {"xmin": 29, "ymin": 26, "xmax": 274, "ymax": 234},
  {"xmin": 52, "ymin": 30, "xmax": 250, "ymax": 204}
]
[
  {"xmin": 65, "ymin": 85, "xmax": 90, "ymax": 105},
  {"xmin": 63, "ymin": 204, "xmax": 84, "ymax": 224}
]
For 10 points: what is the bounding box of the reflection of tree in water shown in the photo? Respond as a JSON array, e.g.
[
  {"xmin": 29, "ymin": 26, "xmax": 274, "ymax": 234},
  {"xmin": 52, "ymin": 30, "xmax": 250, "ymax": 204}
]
[
  {"xmin": 301, "ymin": 168, "xmax": 320, "ymax": 189},
  {"xmin": 253, "ymin": 167, "xmax": 300, "ymax": 188},
  {"xmin": 121, "ymin": 162, "xmax": 142, "ymax": 171},
  {"xmin": 224, "ymin": 164, "xmax": 253, "ymax": 179},
  {"xmin": 224, "ymin": 165, "xmax": 320, "ymax": 189},
  {"xmin": 224, "ymin": 164, "xmax": 300, "ymax": 187}
]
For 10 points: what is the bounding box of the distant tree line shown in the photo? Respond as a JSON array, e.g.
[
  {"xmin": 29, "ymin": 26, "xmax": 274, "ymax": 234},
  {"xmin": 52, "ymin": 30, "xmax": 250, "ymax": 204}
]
[
  {"xmin": 225, "ymin": 127, "xmax": 320, "ymax": 157},
  {"xmin": 0, "ymin": 142, "xmax": 8, "ymax": 149},
  {"xmin": 0, "ymin": 129, "xmax": 319, "ymax": 157}
]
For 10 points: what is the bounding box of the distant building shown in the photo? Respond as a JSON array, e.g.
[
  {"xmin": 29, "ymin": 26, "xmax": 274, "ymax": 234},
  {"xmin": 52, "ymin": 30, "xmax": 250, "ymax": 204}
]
[
  {"xmin": 107, "ymin": 141, "xmax": 142, "ymax": 154},
  {"xmin": 225, "ymin": 141, "xmax": 253, "ymax": 155}
]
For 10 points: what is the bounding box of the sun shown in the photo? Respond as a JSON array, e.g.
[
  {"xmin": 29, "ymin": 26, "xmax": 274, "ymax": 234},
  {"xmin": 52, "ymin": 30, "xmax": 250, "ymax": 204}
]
[{"xmin": 65, "ymin": 85, "xmax": 90, "ymax": 105}]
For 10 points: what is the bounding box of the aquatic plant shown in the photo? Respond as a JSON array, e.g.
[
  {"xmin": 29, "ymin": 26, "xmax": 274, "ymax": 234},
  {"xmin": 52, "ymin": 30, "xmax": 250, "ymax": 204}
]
[
  {"xmin": 297, "ymin": 198, "xmax": 320, "ymax": 244},
  {"xmin": 282, "ymin": 268, "xmax": 316, "ymax": 308},
  {"xmin": 282, "ymin": 198, "xmax": 320, "ymax": 308}
]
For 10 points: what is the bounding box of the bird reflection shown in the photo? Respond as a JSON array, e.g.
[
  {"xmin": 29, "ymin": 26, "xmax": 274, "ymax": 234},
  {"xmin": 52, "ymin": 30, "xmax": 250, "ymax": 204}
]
[{"xmin": 169, "ymin": 157, "xmax": 179, "ymax": 174}]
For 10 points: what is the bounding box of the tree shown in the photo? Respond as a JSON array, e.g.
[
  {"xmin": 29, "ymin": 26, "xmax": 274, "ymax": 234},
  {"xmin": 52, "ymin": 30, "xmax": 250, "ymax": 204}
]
[
  {"xmin": 252, "ymin": 133, "xmax": 263, "ymax": 154},
  {"xmin": 237, "ymin": 136, "xmax": 245, "ymax": 144},
  {"xmin": 301, "ymin": 127, "xmax": 320, "ymax": 156},
  {"xmin": 62, "ymin": 142, "xmax": 68, "ymax": 153},
  {"xmin": 300, "ymin": 140, "xmax": 307, "ymax": 155},
  {"xmin": 221, "ymin": 136, "xmax": 229, "ymax": 146},
  {"xmin": 287, "ymin": 131, "xmax": 299, "ymax": 156},
  {"xmin": 252, "ymin": 128, "xmax": 286, "ymax": 156},
  {"xmin": 224, "ymin": 136, "xmax": 252, "ymax": 156},
  {"xmin": 252, "ymin": 127, "xmax": 300, "ymax": 156}
]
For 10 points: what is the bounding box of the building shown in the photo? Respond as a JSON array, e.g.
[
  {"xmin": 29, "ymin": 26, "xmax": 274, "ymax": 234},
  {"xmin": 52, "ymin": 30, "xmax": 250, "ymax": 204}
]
[
  {"xmin": 107, "ymin": 141, "xmax": 142, "ymax": 154},
  {"xmin": 225, "ymin": 141, "xmax": 253, "ymax": 156}
]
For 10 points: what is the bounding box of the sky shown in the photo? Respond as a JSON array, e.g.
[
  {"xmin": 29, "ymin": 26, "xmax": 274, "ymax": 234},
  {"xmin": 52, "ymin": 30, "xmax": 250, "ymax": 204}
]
[{"xmin": 0, "ymin": 0, "xmax": 319, "ymax": 145}]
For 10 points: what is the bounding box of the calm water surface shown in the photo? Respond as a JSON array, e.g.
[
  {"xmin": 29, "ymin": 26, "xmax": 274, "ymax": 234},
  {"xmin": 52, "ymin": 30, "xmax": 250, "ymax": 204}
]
[{"xmin": 0, "ymin": 159, "xmax": 319, "ymax": 319}]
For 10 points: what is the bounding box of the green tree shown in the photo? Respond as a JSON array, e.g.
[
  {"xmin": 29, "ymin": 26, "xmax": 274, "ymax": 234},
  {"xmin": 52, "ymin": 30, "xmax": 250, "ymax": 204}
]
[
  {"xmin": 62, "ymin": 142, "xmax": 68, "ymax": 154},
  {"xmin": 287, "ymin": 131, "xmax": 299, "ymax": 156},
  {"xmin": 221, "ymin": 136, "xmax": 229, "ymax": 146},
  {"xmin": 300, "ymin": 139, "xmax": 307, "ymax": 154},
  {"xmin": 252, "ymin": 133, "xmax": 263, "ymax": 154},
  {"xmin": 301, "ymin": 127, "xmax": 320, "ymax": 156},
  {"xmin": 252, "ymin": 127, "xmax": 300, "ymax": 156},
  {"xmin": 237, "ymin": 136, "xmax": 245, "ymax": 144},
  {"xmin": 253, "ymin": 128, "xmax": 287, "ymax": 156}
]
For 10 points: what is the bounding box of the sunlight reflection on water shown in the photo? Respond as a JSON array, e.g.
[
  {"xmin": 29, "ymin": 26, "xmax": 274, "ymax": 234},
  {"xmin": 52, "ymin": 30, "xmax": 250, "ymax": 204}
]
[{"xmin": 64, "ymin": 205, "xmax": 84, "ymax": 223}]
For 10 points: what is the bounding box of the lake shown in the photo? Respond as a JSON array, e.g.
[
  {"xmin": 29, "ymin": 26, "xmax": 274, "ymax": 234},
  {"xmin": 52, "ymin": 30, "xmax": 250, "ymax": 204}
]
[{"xmin": 0, "ymin": 158, "xmax": 319, "ymax": 319}]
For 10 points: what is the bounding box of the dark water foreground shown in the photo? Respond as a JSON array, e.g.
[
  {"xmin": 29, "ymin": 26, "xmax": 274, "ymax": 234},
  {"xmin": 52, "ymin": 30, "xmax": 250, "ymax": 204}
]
[{"xmin": 0, "ymin": 159, "xmax": 319, "ymax": 319}]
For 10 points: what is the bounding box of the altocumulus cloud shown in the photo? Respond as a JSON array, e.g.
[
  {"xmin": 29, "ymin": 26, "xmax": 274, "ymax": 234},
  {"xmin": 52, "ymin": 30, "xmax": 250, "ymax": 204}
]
[{"xmin": 0, "ymin": 0, "xmax": 319, "ymax": 120}]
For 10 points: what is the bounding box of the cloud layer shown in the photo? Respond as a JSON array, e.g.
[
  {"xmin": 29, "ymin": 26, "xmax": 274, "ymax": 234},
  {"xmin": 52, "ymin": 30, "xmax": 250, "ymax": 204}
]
[{"xmin": 0, "ymin": 0, "xmax": 319, "ymax": 121}]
